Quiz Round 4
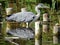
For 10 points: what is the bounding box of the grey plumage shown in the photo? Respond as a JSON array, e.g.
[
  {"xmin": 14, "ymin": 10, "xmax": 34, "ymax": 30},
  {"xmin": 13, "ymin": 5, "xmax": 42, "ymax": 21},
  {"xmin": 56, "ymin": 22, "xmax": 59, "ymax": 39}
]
[{"xmin": 6, "ymin": 12, "xmax": 36, "ymax": 22}]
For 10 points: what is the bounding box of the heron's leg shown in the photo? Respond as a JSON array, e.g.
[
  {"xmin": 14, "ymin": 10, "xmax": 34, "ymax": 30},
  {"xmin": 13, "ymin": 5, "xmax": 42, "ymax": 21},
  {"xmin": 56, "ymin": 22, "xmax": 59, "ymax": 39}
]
[
  {"xmin": 26, "ymin": 22, "xmax": 33, "ymax": 29},
  {"xmin": 26, "ymin": 22, "xmax": 29, "ymax": 28}
]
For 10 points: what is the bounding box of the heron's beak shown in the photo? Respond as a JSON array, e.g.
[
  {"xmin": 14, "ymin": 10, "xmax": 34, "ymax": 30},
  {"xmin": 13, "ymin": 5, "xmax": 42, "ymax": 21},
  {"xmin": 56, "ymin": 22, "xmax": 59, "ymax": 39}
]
[
  {"xmin": 39, "ymin": 5, "xmax": 50, "ymax": 9},
  {"xmin": 43, "ymin": 6, "xmax": 50, "ymax": 8},
  {"xmin": 37, "ymin": 3, "xmax": 50, "ymax": 9}
]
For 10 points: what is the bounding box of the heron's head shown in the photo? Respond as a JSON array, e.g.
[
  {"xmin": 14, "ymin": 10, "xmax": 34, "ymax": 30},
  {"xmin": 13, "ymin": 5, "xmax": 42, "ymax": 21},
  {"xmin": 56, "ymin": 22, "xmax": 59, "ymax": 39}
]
[
  {"xmin": 35, "ymin": 3, "xmax": 49, "ymax": 14},
  {"xmin": 36, "ymin": 3, "xmax": 49, "ymax": 8},
  {"xmin": 21, "ymin": 8, "xmax": 27, "ymax": 12}
]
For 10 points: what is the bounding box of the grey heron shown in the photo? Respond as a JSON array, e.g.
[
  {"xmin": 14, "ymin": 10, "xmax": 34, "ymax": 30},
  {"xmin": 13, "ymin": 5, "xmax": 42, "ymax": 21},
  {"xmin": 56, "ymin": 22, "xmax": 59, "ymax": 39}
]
[
  {"xmin": 5, "ymin": 3, "xmax": 49, "ymax": 45},
  {"xmin": 6, "ymin": 3, "xmax": 49, "ymax": 39},
  {"xmin": 6, "ymin": 3, "xmax": 49, "ymax": 28}
]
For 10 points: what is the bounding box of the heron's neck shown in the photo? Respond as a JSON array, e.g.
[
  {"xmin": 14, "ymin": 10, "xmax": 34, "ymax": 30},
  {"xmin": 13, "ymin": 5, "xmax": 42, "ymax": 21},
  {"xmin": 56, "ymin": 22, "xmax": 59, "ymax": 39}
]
[{"xmin": 35, "ymin": 6, "xmax": 40, "ymax": 16}]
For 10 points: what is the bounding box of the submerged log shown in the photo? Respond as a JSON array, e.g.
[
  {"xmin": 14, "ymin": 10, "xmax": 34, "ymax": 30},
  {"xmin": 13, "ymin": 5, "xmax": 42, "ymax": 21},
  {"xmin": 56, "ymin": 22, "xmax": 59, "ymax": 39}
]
[{"xmin": 5, "ymin": 37, "xmax": 19, "ymax": 45}]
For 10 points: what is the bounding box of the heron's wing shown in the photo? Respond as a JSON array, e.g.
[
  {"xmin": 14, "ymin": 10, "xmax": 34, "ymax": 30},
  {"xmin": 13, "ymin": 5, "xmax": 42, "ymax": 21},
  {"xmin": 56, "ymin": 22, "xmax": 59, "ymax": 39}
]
[
  {"xmin": 13, "ymin": 12, "xmax": 25, "ymax": 22},
  {"xmin": 6, "ymin": 13, "xmax": 19, "ymax": 21},
  {"xmin": 6, "ymin": 12, "xmax": 25, "ymax": 22},
  {"xmin": 23, "ymin": 12, "xmax": 36, "ymax": 22},
  {"xmin": 6, "ymin": 12, "xmax": 36, "ymax": 22}
]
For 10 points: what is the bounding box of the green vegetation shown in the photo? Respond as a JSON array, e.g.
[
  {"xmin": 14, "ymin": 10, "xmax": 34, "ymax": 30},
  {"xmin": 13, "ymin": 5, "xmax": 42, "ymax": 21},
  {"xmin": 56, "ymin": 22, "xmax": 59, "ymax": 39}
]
[{"xmin": 0, "ymin": 0, "xmax": 60, "ymax": 45}]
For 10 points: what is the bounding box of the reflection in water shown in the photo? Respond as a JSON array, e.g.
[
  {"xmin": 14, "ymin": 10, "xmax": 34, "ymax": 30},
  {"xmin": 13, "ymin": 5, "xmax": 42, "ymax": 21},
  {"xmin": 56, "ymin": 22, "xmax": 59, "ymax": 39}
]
[{"xmin": 7, "ymin": 28, "xmax": 34, "ymax": 39}]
